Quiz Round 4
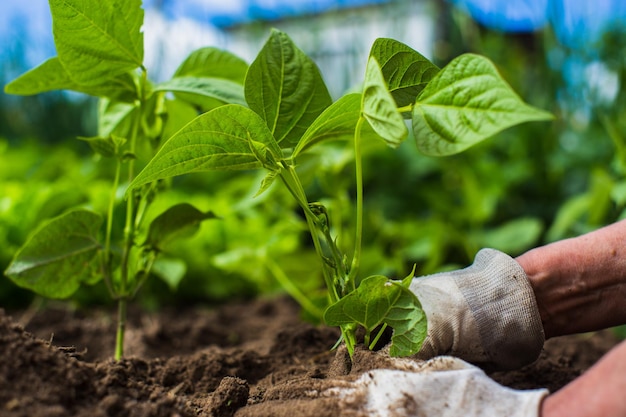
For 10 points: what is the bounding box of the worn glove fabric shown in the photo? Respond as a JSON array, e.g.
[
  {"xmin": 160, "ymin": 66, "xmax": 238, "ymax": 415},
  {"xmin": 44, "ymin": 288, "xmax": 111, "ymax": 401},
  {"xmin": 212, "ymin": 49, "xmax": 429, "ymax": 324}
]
[
  {"xmin": 332, "ymin": 356, "xmax": 548, "ymax": 417},
  {"xmin": 409, "ymin": 248, "xmax": 544, "ymax": 371}
]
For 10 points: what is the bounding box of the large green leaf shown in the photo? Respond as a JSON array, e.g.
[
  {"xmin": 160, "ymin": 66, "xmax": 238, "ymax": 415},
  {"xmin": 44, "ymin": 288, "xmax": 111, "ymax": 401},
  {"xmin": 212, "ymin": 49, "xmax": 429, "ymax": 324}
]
[
  {"xmin": 4, "ymin": 209, "xmax": 102, "ymax": 299},
  {"xmin": 362, "ymin": 57, "xmax": 408, "ymax": 148},
  {"xmin": 49, "ymin": 0, "xmax": 144, "ymax": 85},
  {"xmin": 293, "ymin": 93, "xmax": 384, "ymax": 158},
  {"xmin": 324, "ymin": 275, "xmax": 427, "ymax": 357},
  {"xmin": 130, "ymin": 104, "xmax": 279, "ymax": 189},
  {"xmin": 413, "ymin": 53, "xmax": 554, "ymax": 156},
  {"xmin": 4, "ymin": 57, "xmax": 137, "ymax": 100},
  {"xmin": 245, "ymin": 29, "xmax": 332, "ymax": 147},
  {"xmin": 293, "ymin": 93, "xmax": 360, "ymax": 157},
  {"xmin": 170, "ymin": 48, "xmax": 248, "ymax": 112},
  {"xmin": 174, "ymin": 47, "xmax": 248, "ymax": 83},
  {"xmin": 154, "ymin": 77, "xmax": 246, "ymax": 106},
  {"xmin": 369, "ymin": 38, "xmax": 440, "ymax": 108}
]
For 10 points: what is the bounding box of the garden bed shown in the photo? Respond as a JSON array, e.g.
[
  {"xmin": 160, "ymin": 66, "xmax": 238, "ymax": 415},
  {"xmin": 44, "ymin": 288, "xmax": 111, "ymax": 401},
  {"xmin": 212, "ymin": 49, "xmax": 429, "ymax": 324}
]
[{"xmin": 0, "ymin": 295, "xmax": 620, "ymax": 417}]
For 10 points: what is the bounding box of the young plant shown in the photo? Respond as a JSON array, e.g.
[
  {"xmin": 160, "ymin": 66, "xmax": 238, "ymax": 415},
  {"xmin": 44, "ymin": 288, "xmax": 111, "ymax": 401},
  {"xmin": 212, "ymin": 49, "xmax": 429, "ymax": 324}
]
[
  {"xmin": 129, "ymin": 30, "xmax": 553, "ymax": 357},
  {"xmin": 3, "ymin": 0, "xmax": 248, "ymax": 359}
]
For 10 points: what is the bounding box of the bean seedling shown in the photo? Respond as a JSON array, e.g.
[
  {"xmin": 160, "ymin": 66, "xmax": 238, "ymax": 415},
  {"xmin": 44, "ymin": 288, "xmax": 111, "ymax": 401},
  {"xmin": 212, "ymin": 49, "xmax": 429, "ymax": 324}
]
[
  {"xmin": 3, "ymin": 0, "xmax": 249, "ymax": 359},
  {"xmin": 129, "ymin": 30, "xmax": 553, "ymax": 356}
]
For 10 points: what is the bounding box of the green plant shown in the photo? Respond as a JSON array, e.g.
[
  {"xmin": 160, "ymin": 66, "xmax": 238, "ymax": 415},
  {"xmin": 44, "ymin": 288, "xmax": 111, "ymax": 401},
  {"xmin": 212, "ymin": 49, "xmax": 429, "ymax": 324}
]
[
  {"xmin": 3, "ymin": 0, "xmax": 250, "ymax": 359},
  {"xmin": 129, "ymin": 30, "xmax": 553, "ymax": 356}
]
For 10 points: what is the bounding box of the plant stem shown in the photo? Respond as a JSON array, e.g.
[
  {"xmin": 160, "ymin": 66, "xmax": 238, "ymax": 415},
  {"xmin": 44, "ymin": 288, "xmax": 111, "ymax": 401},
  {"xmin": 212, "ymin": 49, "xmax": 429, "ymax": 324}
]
[
  {"xmin": 369, "ymin": 323, "xmax": 388, "ymax": 350},
  {"xmin": 396, "ymin": 104, "xmax": 413, "ymax": 114},
  {"xmin": 115, "ymin": 72, "xmax": 145, "ymax": 360},
  {"xmin": 130, "ymin": 250, "xmax": 157, "ymax": 299},
  {"xmin": 347, "ymin": 117, "xmax": 365, "ymax": 288},
  {"xmin": 102, "ymin": 158, "xmax": 122, "ymax": 298},
  {"xmin": 278, "ymin": 163, "xmax": 340, "ymax": 302},
  {"xmin": 114, "ymin": 297, "xmax": 127, "ymax": 360}
]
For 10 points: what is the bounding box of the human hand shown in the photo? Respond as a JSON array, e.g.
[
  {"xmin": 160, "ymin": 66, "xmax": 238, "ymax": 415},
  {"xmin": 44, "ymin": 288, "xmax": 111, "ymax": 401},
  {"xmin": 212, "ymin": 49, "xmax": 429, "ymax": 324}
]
[
  {"xmin": 333, "ymin": 355, "xmax": 547, "ymax": 417},
  {"xmin": 409, "ymin": 248, "xmax": 544, "ymax": 370}
]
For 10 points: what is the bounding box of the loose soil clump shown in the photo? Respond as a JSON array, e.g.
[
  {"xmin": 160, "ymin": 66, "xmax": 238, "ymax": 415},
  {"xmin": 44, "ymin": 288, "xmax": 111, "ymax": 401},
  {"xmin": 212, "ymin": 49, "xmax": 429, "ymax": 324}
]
[{"xmin": 0, "ymin": 296, "xmax": 621, "ymax": 416}]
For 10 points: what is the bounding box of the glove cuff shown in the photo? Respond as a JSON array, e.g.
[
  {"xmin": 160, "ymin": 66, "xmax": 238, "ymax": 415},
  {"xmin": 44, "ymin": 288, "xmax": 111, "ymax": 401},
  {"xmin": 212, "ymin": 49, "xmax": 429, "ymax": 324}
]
[{"xmin": 455, "ymin": 248, "xmax": 545, "ymax": 370}]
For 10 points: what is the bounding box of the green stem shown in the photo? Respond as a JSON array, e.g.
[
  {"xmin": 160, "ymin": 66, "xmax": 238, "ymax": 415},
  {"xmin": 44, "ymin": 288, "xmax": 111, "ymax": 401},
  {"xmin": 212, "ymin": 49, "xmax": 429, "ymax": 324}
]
[
  {"xmin": 347, "ymin": 117, "xmax": 365, "ymax": 287},
  {"xmin": 115, "ymin": 72, "xmax": 145, "ymax": 360},
  {"xmin": 133, "ymin": 182, "xmax": 156, "ymax": 231},
  {"xmin": 278, "ymin": 164, "xmax": 340, "ymax": 302},
  {"xmin": 114, "ymin": 298, "xmax": 127, "ymax": 360},
  {"xmin": 119, "ymin": 148, "xmax": 138, "ymax": 293},
  {"xmin": 130, "ymin": 250, "xmax": 157, "ymax": 299},
  {"xmin": 396, "ymin": 104, "xmax": 413, "ymax": 114},
  {"xmin": 102, "ymin": 158, "xmax": 122, "ymax": 298},
  {"xmin": 369, "ymin": 323, "xmax": 388, "ymax": 350}
]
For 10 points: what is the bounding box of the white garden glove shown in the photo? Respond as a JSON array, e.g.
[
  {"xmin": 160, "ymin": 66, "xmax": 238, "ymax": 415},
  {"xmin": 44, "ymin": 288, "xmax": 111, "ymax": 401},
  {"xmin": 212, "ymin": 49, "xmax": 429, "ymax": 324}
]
[
  {"xmin": 331, "ymin": 356, "xmax": 548, "ymax": 417},
  {"xmin": 409, "ymin": 248, "xmax": 544, "ymax": 370}
]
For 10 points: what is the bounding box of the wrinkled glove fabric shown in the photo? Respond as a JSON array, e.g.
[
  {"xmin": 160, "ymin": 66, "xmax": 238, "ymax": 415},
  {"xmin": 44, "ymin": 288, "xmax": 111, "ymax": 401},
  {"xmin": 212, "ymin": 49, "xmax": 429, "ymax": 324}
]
[
  {"xmin": 331, "ymin": 356, "xmax": 547, "ymax": 417},
  {"xmin": 410, "ymin": 248, "xmax": 545, "ymax": 370}
]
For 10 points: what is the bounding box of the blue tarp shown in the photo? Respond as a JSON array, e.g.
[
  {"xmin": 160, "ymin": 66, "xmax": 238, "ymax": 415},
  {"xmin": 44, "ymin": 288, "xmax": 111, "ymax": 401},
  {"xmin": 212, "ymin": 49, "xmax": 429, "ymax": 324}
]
[
  {"xmin": 145, "ymin": 0, "xmax": 390, "ymax": 28},
  {"xmin": 451, "ymin": 0, "xmax": 626, "ymax": 48}
]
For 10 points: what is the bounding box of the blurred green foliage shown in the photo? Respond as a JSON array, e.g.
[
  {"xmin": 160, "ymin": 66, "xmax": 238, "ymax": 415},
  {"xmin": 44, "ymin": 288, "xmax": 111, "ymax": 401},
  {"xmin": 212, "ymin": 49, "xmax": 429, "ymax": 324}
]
[{"xmin": 1, "ymin": 2, "xmax": 625, "ymax": 312}]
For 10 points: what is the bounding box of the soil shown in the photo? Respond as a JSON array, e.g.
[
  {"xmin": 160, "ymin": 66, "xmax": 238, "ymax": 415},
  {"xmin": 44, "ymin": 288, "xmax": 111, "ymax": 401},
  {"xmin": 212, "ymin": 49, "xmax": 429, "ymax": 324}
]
[{"xmin": 0, "ymin": 295, "xmax": 621, "ymax": 417}]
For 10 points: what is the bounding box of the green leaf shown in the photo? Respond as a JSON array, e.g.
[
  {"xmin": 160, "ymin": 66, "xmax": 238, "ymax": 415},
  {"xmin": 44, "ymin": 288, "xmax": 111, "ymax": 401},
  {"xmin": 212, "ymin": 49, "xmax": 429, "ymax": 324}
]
[
  {"xmin": 362, "ymin": 57, "xmax": 408, "ymax": 148},
  {"xmin": 248, "ymin": 139, "xmax": 281, "ymax": 171},
  {"xmin": 293, "ymin": 93, "xmax": 361, "ymax": 157},
  {"xmin": 140, "ymin": 91, "xmax": 167, "ymax": 142},
  {"xmin": 472, "ymin": 218, "xmax": 543, "ymax": 254},
  {"xmin": 325, "ymin": 275, "xmax": 391, "ymax": 329},
  {"xmin": 401, "ymin": 264, "xmax": 417, "ymax": 287},
  {"xmin": 145, "ymin": 203, "xmax": 217, "ymax": 250},
  {"xmin": 151, "ymin": 257, "xmax": 187, "ymax": 291},
  {"xmin": 293, "ymin": 93, "xmax": 387, "ymax": 158},
  {"xmin": 369, "ymin": 38, "xmax": 440, "ymax": 108},
  {"xmin": 98, "ymin": 98, "xmax": 137, "ymax": 137},
  {"xmin": 245, "ymin": 29, "xmax": 332, "ymax": 147},
  {"xmin": 324, "ymin": 275, "xmax": 427, "ymax": 357},
  {"xmin": 174, "ymin": 47, "xmax": 248, "ymax": 84},
  {"xmin": 78, "ymin": 135, "xmax": 127, "ymax": 158},
  {"xmin": 4, "ymin": 57, "xmax": 137, "ymax": 99},
  {"xmin": 413, "ymin": 53, "xmax": 554, "ymax": 156},
  {"xmin": 154, "ymin": 77, "xmax": 246, "ymax": 106},
  {"xmin": 129, "ymin": 104, "xmax": 280, "ymax": 189},
  {"xmin": 384, "ymin": 287, "xmax": 428, "ymax": 357},
  {"xmin": 49, "ymin": 0, "xmax": 144, "ymax": 85},
  {"xmin": 255, "ymin": 170, "xmax": 280, "ymax": 197},
  {"xmin": 160, "ymin": 98, "xmax": 198, "ymax": 140},
  {"xmin": 545, "ymin": 194, "xmax": 591, "ymax": 242},
  {"xmin": 4, "ymin": 209, "xmax": 102, "ymax": 299},
  {"xmin": 611, "ymin": 180, "xmax": 626, "ymax": 207}
]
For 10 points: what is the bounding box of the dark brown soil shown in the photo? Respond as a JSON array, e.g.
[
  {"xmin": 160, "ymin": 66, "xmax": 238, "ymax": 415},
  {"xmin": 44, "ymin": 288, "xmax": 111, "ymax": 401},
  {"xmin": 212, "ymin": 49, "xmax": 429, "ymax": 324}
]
[{"xmin": 0, "ymin": 296, "xmax": 621, "ymax": 417}]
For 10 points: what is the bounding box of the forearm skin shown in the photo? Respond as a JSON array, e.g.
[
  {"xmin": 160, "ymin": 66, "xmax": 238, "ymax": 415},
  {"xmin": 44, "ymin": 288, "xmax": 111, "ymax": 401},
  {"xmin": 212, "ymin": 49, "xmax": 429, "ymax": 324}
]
[
  {"xmin": 540, "ymin": 339, "xmax": 626, "ymax": 417},
  {"xmin": 516, "ymin": 220, "xmax": 626, "ymax": 338}
]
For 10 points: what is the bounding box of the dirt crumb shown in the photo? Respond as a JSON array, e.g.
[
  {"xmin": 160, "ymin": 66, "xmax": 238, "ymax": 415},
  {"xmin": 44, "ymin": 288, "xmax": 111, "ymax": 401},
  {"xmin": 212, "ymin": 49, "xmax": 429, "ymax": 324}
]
[{"xmin": 206, "ymin": 376, "xmax": 249, "ymax": 417}]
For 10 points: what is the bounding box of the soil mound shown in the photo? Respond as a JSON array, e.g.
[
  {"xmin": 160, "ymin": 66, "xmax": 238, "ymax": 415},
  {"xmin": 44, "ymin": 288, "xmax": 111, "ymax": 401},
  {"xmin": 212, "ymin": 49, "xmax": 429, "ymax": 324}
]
[{"xmin": 0, "ymin": 297, "xmax": 621, "ymax": 416}]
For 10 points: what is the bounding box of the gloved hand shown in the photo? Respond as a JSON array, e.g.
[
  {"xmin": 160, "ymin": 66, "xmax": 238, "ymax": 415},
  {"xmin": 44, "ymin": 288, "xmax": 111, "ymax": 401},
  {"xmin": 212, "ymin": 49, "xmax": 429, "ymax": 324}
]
[
  {"xmin": 409, "ymin": 248, "xmax": 544, "ymax": 370},
  {"xmin": 332, "ymin": 356, "xmax": 548, "ymax": 417}
]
